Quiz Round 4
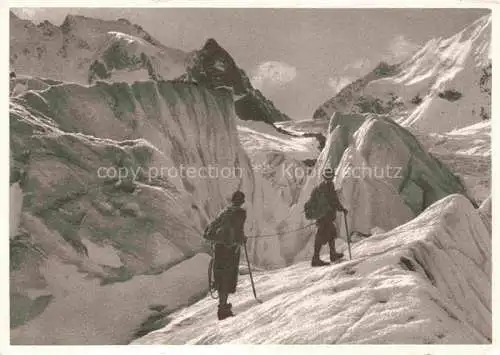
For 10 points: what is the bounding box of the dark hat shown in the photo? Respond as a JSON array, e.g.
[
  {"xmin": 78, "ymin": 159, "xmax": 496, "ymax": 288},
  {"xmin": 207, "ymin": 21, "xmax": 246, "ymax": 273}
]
[
  {"xmin": 231, "ymin": 190, "xmax": 245, "ymax": 205},
  {"xmin": 322, "ymin": 167, "xmax": 335, "ymax": 180}
]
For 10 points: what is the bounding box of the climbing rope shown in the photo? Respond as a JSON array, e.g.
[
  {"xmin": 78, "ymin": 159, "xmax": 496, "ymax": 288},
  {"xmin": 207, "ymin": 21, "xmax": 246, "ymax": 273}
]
[
  {"xmin": 205, "ymin": 219, "xmax": 369, "ymax": 300},
  {"xmin": 206, "ymin": 222, "xmax": 316, "ymax": 300},
  {"xmin": 246, "ymin": 222, "xmax": 316, "ymax": 239}
]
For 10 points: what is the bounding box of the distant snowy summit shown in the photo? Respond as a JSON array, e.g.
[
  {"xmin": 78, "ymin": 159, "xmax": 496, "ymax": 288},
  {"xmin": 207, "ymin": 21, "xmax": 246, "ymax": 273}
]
[
  {"xmin": 313, "ymin": 14, "xmax": 491, "ymax": 134},
  {"xmin": 177, "ymin": 38, "xmax": 291, "ymax": 123},
  {"xmin": 87, "ymin": 31, "xmax": 187, "ymax": 84},
  {"xmin": 10, "ymin": 12, "xmax": 290, "ymax": 124}
]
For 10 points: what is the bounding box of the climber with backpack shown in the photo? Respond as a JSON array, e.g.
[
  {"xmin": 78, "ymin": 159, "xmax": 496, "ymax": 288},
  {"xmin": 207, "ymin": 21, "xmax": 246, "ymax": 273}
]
[
  {"xmin": 304, "ymin": 167, "xmax": 348, "ymax": 267},
  {"xmin": 203, "ymin": 190, "xmax": 247, "ymax": 320}
]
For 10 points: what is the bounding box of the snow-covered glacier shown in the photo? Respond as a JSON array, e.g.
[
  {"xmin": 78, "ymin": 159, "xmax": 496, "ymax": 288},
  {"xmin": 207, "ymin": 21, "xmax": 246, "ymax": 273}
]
[
  {"xmin": 87, "ymin": 31, "xmax": 187, "ymax": 84},
  {"xmin": 237, "ymin": 119, "xmax": 319, "ymax": 206},
  {"xmin": 133, "ymin": 194, "xmax": 490, "ymax": 344},
  {"xmin": 413, "ymin": 120, "xmax": 491, "ymax": 206},
  {"xmin": 9, "ymin": 10, "xmax": 491, "ymax": 347},
  {"xmin": 274, "ymin": 112, "xmax": 469, "ymax": 265},
  {"xmin": 9, "ymin": 80, "xmax": 291, "ymax": 344}
]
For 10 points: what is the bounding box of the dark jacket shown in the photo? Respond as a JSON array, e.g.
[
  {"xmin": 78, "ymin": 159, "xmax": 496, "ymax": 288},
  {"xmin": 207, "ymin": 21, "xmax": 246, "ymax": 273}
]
[
  {"xmin": 211, "ymin": 205, "xmax": 246, "ymax": 294},
  {"xmin": 204, "ymin": 205, "xmax": 246, "ymax": 246},
  {"xmin": 312, "ymin": 181, "xmax": 346, "ymax": 244},
  {"xmin": 225, "ymin": 206, "xmax": 246, "ymax": 245}
]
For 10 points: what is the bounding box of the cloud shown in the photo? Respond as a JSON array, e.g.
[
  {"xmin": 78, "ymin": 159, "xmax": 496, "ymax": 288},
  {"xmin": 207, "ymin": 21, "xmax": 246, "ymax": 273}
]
[
  {"xmin": 251, "ymin": 61, "xmax": 297, "ymax": 90},
  {"xmin": 327, "ymin": 76, "xmax": 353, "ymax": 94},
  {"xmin": 385, "ymin": 35, "xmax": 420, "ymax": 63}
]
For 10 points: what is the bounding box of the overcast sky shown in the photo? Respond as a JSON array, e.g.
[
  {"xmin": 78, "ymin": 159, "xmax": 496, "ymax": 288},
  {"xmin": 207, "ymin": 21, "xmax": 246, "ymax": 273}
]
[{"xmin": 13, "ymin": 8, "xmax": 490, "ymax": 120}]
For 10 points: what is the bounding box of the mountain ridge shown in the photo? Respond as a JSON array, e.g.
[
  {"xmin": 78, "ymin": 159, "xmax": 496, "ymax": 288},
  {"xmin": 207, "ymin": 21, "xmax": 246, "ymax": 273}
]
[
  {"xmin": 9, "ymin": 10, "xmax": 491, "ymax": 345},
  {"xmin": 10, "ymin": 13, "xmax": 292, "ymax": 124},
  {"xmin": 177, "ymin": 38, "xmax": 292, "ymax": 123},
  {"xmin": 313, "ymin": 13, "xmax": 491, "ymax": 134}
]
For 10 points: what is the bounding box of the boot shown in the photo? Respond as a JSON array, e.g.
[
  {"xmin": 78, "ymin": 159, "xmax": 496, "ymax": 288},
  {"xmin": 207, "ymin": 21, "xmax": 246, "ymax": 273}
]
[
  {"xmin": 311, "ymin": 256, "xmax": 330, "ymax": 267},
  {"xmin": 312, "ymin": 237, "xmax": 330, "ymax": 267},
  {"xmin": 217, "ymin": 304, "xmax": 234, "ymax": 320},
  {"xmin": 330, "ymin": 251, "xmax": 344, "ymax": 263}
]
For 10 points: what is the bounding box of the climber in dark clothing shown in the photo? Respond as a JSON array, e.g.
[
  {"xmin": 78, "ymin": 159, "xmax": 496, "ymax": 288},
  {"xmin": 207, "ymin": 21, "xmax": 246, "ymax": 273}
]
[
  {"xmin": 204, "ymin": 191, "xmax": 247, "ymax": 320},
  {"xmin": 308, "ymin": 167, "xmax": 348, "ymax": 266}
]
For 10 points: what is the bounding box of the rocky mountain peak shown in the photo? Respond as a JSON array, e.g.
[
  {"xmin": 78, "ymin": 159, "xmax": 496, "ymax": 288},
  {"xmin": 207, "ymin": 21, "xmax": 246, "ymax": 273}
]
[
  {"xmin": 180, "ymin": 38, "xmax": 291, "ymax": 123},
  {"xmin": 203, "ymin": 38, "xmax": 222, "ymax": 50}
]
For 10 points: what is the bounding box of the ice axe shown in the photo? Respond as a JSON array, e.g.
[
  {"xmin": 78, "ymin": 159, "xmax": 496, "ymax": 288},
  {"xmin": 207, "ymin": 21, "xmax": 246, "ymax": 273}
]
[
  {"xmin": 243, "ymin": 241, "xmax": 263, "ymax": 303},
  {"xmin": 343, "ymin": 211, "xmax": 352, "ymax": 260}
]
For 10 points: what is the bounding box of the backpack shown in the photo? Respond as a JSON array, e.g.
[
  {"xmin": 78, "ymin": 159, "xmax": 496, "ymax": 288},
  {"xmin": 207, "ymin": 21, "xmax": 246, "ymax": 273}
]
[
  {"xmin": 304, "ymin": 187, "xmax": 323, "ymax": 220},
  {"xmin": 203, "ymin": 207, "xmax": 233, "ymax": 244},
  {"xmin": 304, "ymin": 184, "xmax": 340, "ymax": 220}
]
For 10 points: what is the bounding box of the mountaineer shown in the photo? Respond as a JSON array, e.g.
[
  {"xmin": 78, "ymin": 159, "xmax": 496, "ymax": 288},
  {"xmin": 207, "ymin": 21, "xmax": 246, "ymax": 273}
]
[
  {"xmin": 304, "ymin": 167, "xmax": 348, "ymax": 266},
  {"xmin": 203, "ymin": 191, "xmax": 247, "ymax": 320}
]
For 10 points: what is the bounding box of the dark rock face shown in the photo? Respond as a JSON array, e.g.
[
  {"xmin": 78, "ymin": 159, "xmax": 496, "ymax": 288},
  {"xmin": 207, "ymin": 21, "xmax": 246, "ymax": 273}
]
[
  {"xmin": 177, "ymin": 38, "xmax": 291, "ymax": 124},
  {"xmin": 189, "ymin": 38, "xmax": 248, "ymax": 93}
]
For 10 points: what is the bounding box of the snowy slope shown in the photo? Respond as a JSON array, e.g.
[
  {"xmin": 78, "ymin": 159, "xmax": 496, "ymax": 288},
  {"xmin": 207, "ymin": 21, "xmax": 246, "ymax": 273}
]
[
  {"xmin": 413, "ymin": 121, "xmax": 490, "ymax": 204},
  {"xmin": 275, "ymin": 118, "xmax": 330, "ymax": 136},
  {"xmin": 11, "ymin": 253, "xmax": 211, "ymax": 345},
  {"xmin": 238, "ymin": 119, "xmax": 318, "ymax": 162},
  {"xmin": 444, "ymin": 121, "xmax": 490, "ymax": 156},
  {"xmin": 395, "ymin": 14, "xmax": 491, "ymax": 132},
  {"xmin": 134, "ymin": 194, "xmax": 491, "ymax": 344},
  {"xmin": 9, "ymin": 79, "xmax": 291, "ymax": 344},
  {"xmin": 10, "ymin": 12, "xmax": 188, "ymax": 84},
  {"xmin": 313, "ymin": 14, "xmax": 491, "ymax": 133},
  {"xmin": 237, "ymin": 119, "xmax": 319, "ymax": 206}
]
